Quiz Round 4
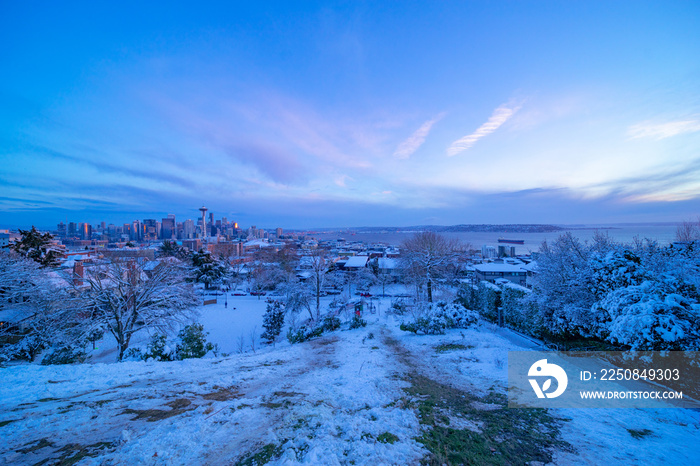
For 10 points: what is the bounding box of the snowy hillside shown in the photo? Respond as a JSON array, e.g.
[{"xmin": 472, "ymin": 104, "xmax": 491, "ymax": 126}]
[{"xmin": 2, "ymin": 313, "xmax": 699, "ymax": 465}]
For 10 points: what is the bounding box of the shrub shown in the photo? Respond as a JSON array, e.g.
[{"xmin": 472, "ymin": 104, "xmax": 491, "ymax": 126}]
[
  {"xmin": 501, "ymin": 284, "xmax": 540, "ymax": 335},
  {"xmin": 286, "ymin": 325, "xmax": 324, "ymax": 344},
  {"xmin": 349, "ymin": 315, "xmax": 367, "ymax": 329},
  {"xmin": 389, "ymin": 300, "xmax": 409, "ymax": 315},
  {"xmin": 176, "ymin": 323, "xmax": 218, "ymax": 359},
  {"xmin": 261, "ymin": 302, "xmax": 285, "ymax": 344},
  {"xmin": 41, "ymin": 344, "xmax": 87, "ymax": 365},
  {"xmin": 400, "ymin": 302, "xmax": 477, "ymax": 335},
  {"xmin": 322, "ymin": 315, "xmax": 341, "ymax": 332},
  {"xmin": 124, "ymin": 323, "xmax": 217, "ymax": 362},
  {"xmin": 476, "ymin": 282, "xmax": 501, "ymax": 322},
  {"xmin": 145, "ymin": 334, "xmax": 174, "ymax": 361}
]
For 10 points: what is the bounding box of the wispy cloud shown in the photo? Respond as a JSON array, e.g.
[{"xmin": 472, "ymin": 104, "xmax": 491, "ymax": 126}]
[
  {"xmin": 627, "ymin": 118, "xmax": 700, "ymax": 140},
  {"xmin": 393, "ymin": 112, "xmax": 446, "ymax": 159},
  {"xmin": 447, "ymin": 102, "xmax": 522, "ymax": 156}
]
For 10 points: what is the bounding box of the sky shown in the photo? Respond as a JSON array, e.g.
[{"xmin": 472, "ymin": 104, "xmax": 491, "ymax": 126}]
[{"xmin": 1, "ymin": 1, "xmax": 699, "ymax": 229}]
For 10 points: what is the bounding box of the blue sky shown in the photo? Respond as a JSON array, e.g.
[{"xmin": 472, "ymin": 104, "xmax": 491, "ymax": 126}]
[{"xmin": 1, "ymin": 1, "xmax": 699, "ymax": 229}]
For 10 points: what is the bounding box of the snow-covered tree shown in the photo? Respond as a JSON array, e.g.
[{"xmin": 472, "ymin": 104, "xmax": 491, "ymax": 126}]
[
  {"xmin": 158, "ymin": 240, "xmax": 191, "ymax": 261},
  {"xmin": 593, "ymin": 280, "xmax": 700, "ymax": 350},
  {"xmin": 400, "ymin": 232, "xmax": 461, "ymax": 303},
  {"xmin": 307, "ymin": 249, "xmax": 330, "ymax": 320},
  {"xmin": 276, "ymin": 276, "xmax": 313, "ymax": 321},
  {"xmin": 528, "ymin": 231, "xmax": 700, "ymax": 348},
  {"xmin": 527, "ymin": 232, "xmax": 602, "ymax": 335},
  {"xmin": 261, "ymin": 301, "xmax": 285, "ymax": 345},
  {"xmin": 192, "ymin": 250, "xmax": 226, "ymax": 290},
  {"xmin": 0, "ymin": 253, "xmax": 85, "ymax": 362},
  {"xmin": 79, "ymin": 258, "xmax": 200, "ymax": 361},
  {"xmin": 11, "ymin": 226, "xmax": 62, "ymax": 268}
]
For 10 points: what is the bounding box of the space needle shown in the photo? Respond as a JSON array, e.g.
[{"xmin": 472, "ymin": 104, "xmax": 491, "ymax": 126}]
[{"xmin": 199, "ymin": 206, "xmax": 208, "ymax": 239}]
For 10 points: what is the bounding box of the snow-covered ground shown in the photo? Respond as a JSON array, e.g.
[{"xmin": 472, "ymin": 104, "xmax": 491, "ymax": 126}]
[{"xmin": 2, "ymin": 283, "xmax": 700, "ymax": 464}]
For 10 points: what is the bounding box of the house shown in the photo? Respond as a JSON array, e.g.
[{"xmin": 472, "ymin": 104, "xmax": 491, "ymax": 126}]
[
  {"xmin": 376, "ymin": 257, "xmax": 399, "ymax": 276},
  {"xmin": 343, "ymin": 255, "xmax": 369, "ymax": 271},
  {"xmin": 473, "ymin": 262, "xmax": 527, "ymax": 286}
]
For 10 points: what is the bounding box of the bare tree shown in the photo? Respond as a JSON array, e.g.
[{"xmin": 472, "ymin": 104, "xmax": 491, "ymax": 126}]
[
  {"xmin": 80, "ymin": 258, "xmax": 200, "ymax": 361},
  {"xmin": 249, "ymin": 325, "xmax": 257, "ymax": 352},
  {"xmin": 400, "ymin": 232, "xmax": 461, "ymax": 303},
  {"xmin": 676, "ymin": 218, "xmax": 700, "ymax": 242},
  {"xmin": 236, "ymin": 334, "xmax": 246, "ymax": 354},
  {"xmin": 308, "ymin": 248, "xmax": 330, "ymax": 320}
]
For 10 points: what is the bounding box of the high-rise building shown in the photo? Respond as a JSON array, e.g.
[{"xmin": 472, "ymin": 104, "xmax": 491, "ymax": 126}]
[
  {"xmin": 161, "ymin": 216, "xmax": 175, "ymax": 240},
  {"xmin": 79, "ymin": 222, "xmax": 92, "ymax": 240},
  {"xmin": 482, "ymin": 245, "xmax": 497, "ymax": 259},
  {"xmin": 131, "ymin": 220, "xmax": 142, "ymax": 241},
  {"xmin": 276, "ymin": 227, "xmax": 283, "ymax": 238},
  {"xmin": 143, "ymin": 219, "xmax": 158, "ymax": 241},
  {"xmin": 183, "ymin": 219, "xmax": 195, "ymax": 239}
]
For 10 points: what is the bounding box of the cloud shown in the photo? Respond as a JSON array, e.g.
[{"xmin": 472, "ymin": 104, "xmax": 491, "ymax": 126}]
[
  {"xmin": 393, "ymin": 113, "xmax": 446, "ymax": 159},
  {"xmin": 334, "ymin": 174, "xmax": 352, "ymax": 187},
  {"xmin": 627, "ymin": 119, "xmax": 700, "ymax": 140},
  {"xmin": 447, "ymin": 102, "xmax": 522, "ymax": 156},
  {"xmin": 224, "ymin": 141, "xmax": 304, "ymax": 184}
]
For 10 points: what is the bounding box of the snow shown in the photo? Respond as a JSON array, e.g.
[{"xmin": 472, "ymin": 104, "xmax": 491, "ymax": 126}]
[
  {"xmin": 0, "ymin": 314, "xmax": 426, "ymax": 465},
  {"xmin": 2, "ymin": 284, "xmax": 700, "ymax": 464}
]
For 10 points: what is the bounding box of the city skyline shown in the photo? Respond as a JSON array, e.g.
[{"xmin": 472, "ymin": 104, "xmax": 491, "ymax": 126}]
[{"xmin": 2, "ymin": 2, "xmax": 699, "ymax": 228}]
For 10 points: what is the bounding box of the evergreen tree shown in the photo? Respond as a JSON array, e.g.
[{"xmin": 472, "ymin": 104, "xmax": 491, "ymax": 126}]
[
  {"xmin": 192, "ymin": 250, "xmax": 226, "ymax": 289},
  {"xmin": 158, "ymin": 240, "xmax": 191, "ymax": 261},
  {"xmin": 11, "ymin": 226, "xmax": 62, "ymax": 268},
  {"xmin": 261, "ymin": 301, "xmax": 285, "ymax": 345}
]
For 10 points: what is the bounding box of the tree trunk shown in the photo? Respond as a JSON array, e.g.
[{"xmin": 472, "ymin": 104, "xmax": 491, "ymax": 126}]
[{"xmin": 427, "ymin": 279, "xmax": 433, "ymax": 303}]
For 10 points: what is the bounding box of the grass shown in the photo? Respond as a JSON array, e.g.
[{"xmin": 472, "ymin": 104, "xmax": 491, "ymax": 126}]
[
  {"xmin": 434, "ymin": 343, "xmax": 474, "ymax": 353},
  {"xmin": 16, "ymin": 438, "xmax": 54, "ymax": 454},
  {"xmin": 627, "ymin": 428, "xmax": 654, "ymax": 439},
  {"xmin": 377, "ymin": 432, "xmax": 399, "ymax": 444},
  {"xmin": 404, "ymin": 372, "xmax": 571, "ymax": 465},
  {"xmin": 236, "ymin": 442, "xmax": 285, "ymax": 466},
  {"xmin": 54, "ymin": 442, "xmax": 117, "ymax": 466}
]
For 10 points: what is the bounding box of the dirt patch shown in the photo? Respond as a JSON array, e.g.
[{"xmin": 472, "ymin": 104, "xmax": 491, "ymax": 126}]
[
  {"xmin": 272, "ymin": 391, "xmax": 306, "ymax": 398},
  {"xmin": 201, "ymin": 387, "xmax": 241, "ymax": 402},
  {"xmin": 122, "ymin": 398, "xmax": 195, "ymax": 422},
  {"xmin": 311, "ymin": 336, "xmax": 338, "ymax": 348},
  {"xmin": 16, "ymin": 438, "xmax": 54, "ymax": 454}
]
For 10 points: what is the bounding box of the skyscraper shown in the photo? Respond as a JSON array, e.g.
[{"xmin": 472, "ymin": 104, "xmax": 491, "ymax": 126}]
[{"xmin": 161, "ymin": 216, "xmax": 175, "ymax": 240}]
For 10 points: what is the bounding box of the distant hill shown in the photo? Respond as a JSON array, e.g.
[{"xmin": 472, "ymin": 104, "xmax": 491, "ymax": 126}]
[{"xmin": 333, "ymin": 224, "xmax": 567, "ymax": 234}]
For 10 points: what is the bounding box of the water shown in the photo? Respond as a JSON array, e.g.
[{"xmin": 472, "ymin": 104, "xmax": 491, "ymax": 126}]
[{"xmin": 311, "ymin": 224, "xmax": 680, "ymax": 255}]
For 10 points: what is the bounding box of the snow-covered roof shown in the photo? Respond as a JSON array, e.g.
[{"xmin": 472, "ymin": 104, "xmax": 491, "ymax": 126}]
[
  {"xmin": 344, "ymin": 256, "xmax": 369, "ymax": 268},
  {"xmin": 521, "ymin": 261, "xmax": 538, "ymax": 272},
  {"xmin": 474, "ymin": 263, "xmax": 526, "ymax": 273},
  {"xmin": 377, "ymin": 257, "xmax": 398, "ymax": 270},
  {"xmin": 244, "ymin": 239, "xmax": 271, "ymax": 248}
]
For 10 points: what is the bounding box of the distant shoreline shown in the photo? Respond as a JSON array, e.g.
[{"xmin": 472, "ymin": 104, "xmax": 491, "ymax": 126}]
[{"xmin": 292, "ymin": 223, "xmax": 681, "ymax": 234}]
